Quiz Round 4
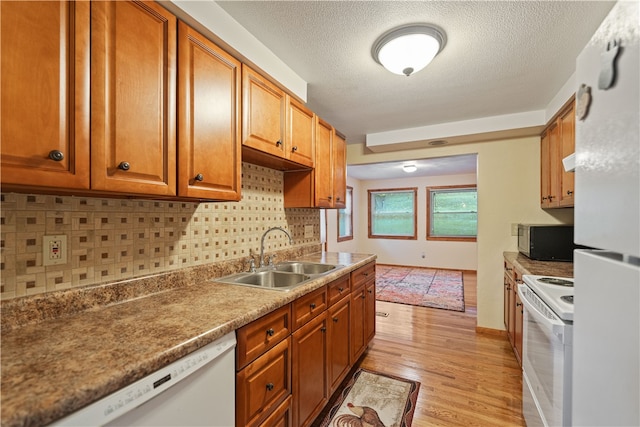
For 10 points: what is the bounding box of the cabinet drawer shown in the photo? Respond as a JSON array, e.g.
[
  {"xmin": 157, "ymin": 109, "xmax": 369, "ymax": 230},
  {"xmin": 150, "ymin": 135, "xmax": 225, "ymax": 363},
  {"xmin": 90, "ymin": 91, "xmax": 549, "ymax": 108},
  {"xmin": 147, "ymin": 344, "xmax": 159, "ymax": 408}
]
[
  {"xmin": 237, "ymin": 305, "xmax": 291, "ymax": 370},
  {"xmin": 327, "ymin": 275, "xmax": 350, "ymax": 307},
  {"xmin": 259, "ymin": 394, "xmax": 292, "ymax": 427},
  {"xmin": 351, "ymin": 262, "xmax": 375, "ymax": 290},
  {"xmin": 292, "ymin": 286, "xmax": 327, "ymax": 331},
  {"xmin": 236, "ymin": 337, "xmax": 291, "ymax": 427}
]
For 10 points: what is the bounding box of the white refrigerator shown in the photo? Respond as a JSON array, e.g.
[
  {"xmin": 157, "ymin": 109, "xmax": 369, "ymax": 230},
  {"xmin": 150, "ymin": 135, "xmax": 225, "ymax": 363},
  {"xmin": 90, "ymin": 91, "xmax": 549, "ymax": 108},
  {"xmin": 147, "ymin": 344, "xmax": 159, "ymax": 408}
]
[{"xmin": 572, "ymin": 1, "xmax": 640, "ymax": 426}]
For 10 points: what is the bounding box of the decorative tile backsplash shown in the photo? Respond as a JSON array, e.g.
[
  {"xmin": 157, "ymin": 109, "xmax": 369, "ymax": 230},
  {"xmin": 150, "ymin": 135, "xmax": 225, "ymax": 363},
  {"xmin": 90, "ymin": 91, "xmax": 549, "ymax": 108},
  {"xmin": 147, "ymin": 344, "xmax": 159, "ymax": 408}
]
[{"xmin": 0, "ymin": 163, "xmax": 320, "ymax": 300}]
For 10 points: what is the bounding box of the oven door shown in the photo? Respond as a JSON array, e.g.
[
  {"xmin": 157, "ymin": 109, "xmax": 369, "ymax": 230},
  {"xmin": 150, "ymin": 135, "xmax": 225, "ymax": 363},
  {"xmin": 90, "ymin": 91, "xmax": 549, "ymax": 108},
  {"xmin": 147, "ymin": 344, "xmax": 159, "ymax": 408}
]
[{"xmin": 518, "ymin": 284, "xmax": 572, "ymax": 427}]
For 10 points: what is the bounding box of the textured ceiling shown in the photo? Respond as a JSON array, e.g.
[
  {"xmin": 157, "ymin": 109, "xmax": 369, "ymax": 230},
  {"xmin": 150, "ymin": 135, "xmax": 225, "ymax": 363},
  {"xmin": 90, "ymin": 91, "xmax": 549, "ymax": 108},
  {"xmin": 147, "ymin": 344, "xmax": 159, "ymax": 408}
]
[{"xmin": 216, "ymin": 0, "xmax": 614, "ymax": 178}]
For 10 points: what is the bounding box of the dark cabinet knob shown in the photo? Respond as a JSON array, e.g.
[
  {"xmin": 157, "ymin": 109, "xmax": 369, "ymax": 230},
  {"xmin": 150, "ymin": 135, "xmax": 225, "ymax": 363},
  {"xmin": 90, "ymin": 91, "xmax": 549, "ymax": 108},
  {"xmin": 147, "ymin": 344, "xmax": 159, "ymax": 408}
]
[
  {"xmin": 118, "ymin": 161, "xmax": 130, "ymax": 171},
  {"xmin": 266, "ymin": 383, "xmax": 274, "ymax": 391},
  {"xmin": 333, "ymin": 317, "xmax": 339, "ymax": 323},
  {"xmin": 48, "ymin": 150, "xmax": 64, "ymax": 161},
  {"xmin": 548, "ymin": 195, "xmax": 554, "ymax": 200},
  {"xmin": 310, "ymin": 303, "xmax": 316, "ymax": 309},
  {"xmin": 361, "ymin": 293, "xmax": 366, "ymax": 299},
  {"xmin": 338, "ymin": 287, "xmax": 344, "ymax": 292},
  {"xmin": 276, "ymin": 140, "xmax": 282, "ymax": 147},
  {"xmin": 368, "ymin": 289, "xmax": 373, "ymax": 294},
  {"xmin": 291, "ymin": 146, "xmax": 298, "ymax": 152},
  {"xmin": 328, "ymin": 196, "xmax": 333, "ymax": 200},
  {"xmin": 320, "ymin": 327, "xmax": 327, "ymax": 332},
  {"xmin": 567, "ymin": 190, "xmax": 573, "ymax": 195},
  {"xmin": 195, "ymin": 174, "xmax": 204, "ymax": 182},
  {"xmin": 266, "ymin": 328, "xmax": 275, "ymax": 337}
]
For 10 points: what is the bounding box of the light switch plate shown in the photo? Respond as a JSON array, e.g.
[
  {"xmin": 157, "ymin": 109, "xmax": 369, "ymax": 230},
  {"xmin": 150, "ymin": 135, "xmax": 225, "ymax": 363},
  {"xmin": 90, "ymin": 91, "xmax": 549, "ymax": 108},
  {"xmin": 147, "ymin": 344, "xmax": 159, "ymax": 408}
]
[
  {"xmin": 304, "ymin": 225, "xmax": 314, "ymax": 239},
  {"xmin": 43, "ymin": 235, "xmax": 67, "ymax": 266}
]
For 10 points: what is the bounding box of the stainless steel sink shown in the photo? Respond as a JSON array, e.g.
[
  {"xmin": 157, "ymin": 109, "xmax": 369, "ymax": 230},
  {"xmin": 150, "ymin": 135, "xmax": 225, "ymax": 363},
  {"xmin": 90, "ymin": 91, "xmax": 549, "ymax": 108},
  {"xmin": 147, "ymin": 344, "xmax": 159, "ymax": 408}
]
[
  {"xmin": 213, "ymin": 262, "xmax": 341, "ymax": 291},
  {"xmin": 274, "ymin": 261, "xmax": 338, "ymax": 275},
  {"xmin": 214, "ymin": 270, "xmax": 312, "ymax": 291}
]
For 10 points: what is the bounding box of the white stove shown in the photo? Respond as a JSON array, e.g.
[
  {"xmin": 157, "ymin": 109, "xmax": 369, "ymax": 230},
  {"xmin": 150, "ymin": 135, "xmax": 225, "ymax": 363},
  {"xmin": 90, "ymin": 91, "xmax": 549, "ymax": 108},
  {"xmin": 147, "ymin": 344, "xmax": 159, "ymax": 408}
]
[{"xmin": 522, "ymin": 274, "xmax": 574, "ymax": 321}]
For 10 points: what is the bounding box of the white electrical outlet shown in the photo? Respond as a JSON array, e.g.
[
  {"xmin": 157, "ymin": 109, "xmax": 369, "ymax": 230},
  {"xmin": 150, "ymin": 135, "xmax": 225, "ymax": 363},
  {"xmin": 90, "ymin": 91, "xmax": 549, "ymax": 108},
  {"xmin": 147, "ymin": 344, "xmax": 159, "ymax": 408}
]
[
  {"xmin": 304, "ymin": 225, "xmax": 314, "ymax": 239},
  {"xmin": 43, "ymin": 235, "xmax": 67, "ymax": 266}
]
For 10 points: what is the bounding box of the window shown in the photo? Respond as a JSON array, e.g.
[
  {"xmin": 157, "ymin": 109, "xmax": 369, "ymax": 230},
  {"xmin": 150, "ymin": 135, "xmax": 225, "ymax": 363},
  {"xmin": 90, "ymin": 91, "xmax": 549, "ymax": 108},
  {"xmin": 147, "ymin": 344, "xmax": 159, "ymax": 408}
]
[
  {"xmin": 337, "ymin": 186, "xmax": 353, "ymax": 242},
  {"xmin": 427, "ymin": 185, "xmax": 477, "ymax": 241},
  {"xmin": 368, "ymin": 188, "xmax": 417, "ymax": 239}
]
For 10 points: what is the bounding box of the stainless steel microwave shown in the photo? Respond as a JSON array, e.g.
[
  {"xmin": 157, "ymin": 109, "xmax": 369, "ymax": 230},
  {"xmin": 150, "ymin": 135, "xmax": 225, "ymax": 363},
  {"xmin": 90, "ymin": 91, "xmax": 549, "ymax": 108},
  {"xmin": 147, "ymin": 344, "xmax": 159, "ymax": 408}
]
[{"xmin": 517, "ymin": 224, "xmax": 576, "ymax": 261}]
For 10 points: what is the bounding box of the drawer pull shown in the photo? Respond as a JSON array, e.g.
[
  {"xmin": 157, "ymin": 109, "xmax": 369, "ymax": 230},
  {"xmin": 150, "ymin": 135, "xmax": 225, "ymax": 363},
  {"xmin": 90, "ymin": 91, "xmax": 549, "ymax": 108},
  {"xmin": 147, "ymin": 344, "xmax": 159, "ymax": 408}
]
[
  {"xmin": 361, "ymin": 293, "xmax": 366, "ymax": 299},
  {"xmin": 194, "ymin": 173, "xmax": 204, "ymax": 182},
  {"xmin": 320, "ymin": 327, "xmax": 326, "ymax": 332},
  {"xmin": 266, "ymin": 383, "xmax": 274, "ymax": 391},
  {"xmin": 118, "ymin": 161, "xmax": 131, "ymax": 171},
  {"xmin": 48, "ymin": 150, "xmax": 64, "ymax": 161},
  {"xmin": 266, "ymin": 328, "xmax": 275, "ymax": 337},
  {"xmin": 338, "ymin": 287, "xmax": 344, "ymax": 292},
  {"xmin": 333, "ymin": 317, "xmax": 339, "ymax": 323},
  {"xmin": 310, "ymin": 303, "xmax": 316, "ymax": 309},
  {"xmin": 276, "ymin": 140, "xmax": 282, "ymax": 147},
  {"xmin": 291, "ymin": 146, "xmax": 298, "ymax": 152},
  {"xmin": 368, "ymin": 289, "xmax": 373, "ymax": 294}
]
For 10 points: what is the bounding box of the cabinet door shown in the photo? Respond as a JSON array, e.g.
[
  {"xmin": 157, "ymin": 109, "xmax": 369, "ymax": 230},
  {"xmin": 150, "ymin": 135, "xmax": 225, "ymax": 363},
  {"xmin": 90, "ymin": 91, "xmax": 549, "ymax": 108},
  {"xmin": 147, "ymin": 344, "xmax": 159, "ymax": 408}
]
[
  {"xmin": 350, "ymin": 284, "xmax": 366, "ymax": 362},
  {"xmin": 177, "ymin": 22, "xmax": 241, "ymax": 201},
  {"xmin": 541, "ymin": 122, "xmax": 561, "ymax": 208},
  {"xmin": 314, "ymin": 117, "xmax": 334, "ymax": 208},
  {"xmin": 91, "ymin": 0, "xmax": 176, "ymax": 196},
  {"xmin": 365, "ymin": 279, "xmax": 376, "ymax": 344},
  {"xmin": 237, "ymin": 337, "xmax": 292, "ymax": 427},
  {"xmin": 258, "ymin": 395, "xmax": 292, "ymax": 427},
  {"xmin": 558, "ymin": 103, "xmax": 575, "ymax": 207},
  {"xmin": 292, "ymin": 312, "xmax": 328, "ymax": 427},
  {"xmin": 242, "ymin": 65, "xmax": 286, "ymax": 157},
  {"xmin": 286, "ymin": 97, "xmax": 314, "ymax": 168},
  {"xmin": 514, "ymin": 290, "xmax": 524, "ymax": 364},
  {"xmin": 1, "ymin": 1, "xmax": 90, "ymax": 190},
  {"xmin": 328, "ymin": 296, "xmax": 351, "ymax": 395},
  {"xmin": 333, "ymin": 131, "xmax": 347, "ymax": 208}
]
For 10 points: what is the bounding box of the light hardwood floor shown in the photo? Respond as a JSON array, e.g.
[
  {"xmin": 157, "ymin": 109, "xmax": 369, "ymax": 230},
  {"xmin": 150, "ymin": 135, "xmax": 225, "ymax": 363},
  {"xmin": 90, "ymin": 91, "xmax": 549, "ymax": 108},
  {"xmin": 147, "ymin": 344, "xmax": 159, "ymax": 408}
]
[{"xmin": 358, "ymin": 271, "xmax": 526, "ymax": 426}]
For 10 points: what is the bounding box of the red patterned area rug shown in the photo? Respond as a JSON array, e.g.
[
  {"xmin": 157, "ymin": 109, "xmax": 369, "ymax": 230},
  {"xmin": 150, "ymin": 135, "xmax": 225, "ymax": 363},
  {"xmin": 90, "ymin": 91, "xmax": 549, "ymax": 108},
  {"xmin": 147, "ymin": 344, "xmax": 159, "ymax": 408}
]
[
  {"xmin": 315, "ymin": 368, "xmax": 420, "ymax": 427},
  {"xmin": 376, "ymin": 265, "xmax": 465, "ymax": 312}
]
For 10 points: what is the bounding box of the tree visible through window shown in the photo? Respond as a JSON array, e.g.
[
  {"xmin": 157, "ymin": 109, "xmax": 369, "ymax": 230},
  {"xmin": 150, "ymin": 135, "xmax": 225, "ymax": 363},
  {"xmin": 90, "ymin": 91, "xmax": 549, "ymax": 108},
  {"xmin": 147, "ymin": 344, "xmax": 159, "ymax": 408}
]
[
  {"xmin": 427, "ymin": 185, "xmax": 477, "ymax": 241},
  {"xmin": 368, "ymin": 188, "xmax": 417, "ymax": 239},
  {"xmin": 338, "ymin": 186, "xmax": 353, "ymax": 242}
]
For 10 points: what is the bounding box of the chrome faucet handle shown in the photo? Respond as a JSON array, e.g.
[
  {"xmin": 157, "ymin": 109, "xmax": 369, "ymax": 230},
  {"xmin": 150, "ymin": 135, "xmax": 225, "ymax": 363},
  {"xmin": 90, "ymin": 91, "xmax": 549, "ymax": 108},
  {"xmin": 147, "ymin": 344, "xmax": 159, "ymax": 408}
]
[
  {"xmin": 247, "ymin": 258, "xmax": 256, "ymax": 273},
  {"xmin": 268, "ymin": 254, "xmax": 277, "ymax": 267}
]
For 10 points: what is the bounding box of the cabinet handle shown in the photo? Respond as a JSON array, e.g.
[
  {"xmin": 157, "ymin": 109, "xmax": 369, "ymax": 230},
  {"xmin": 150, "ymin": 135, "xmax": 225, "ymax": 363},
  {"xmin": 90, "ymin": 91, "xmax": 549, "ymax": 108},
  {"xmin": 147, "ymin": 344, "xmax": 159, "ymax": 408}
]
[
  {"xmin": 320, "ymin": 327, "xmax": 326, "ymax": 332},
  {"xmin": 194, "ymin": 174, "xmax": 204, "ymax": 182},
  {"xmin": 338, "ymin": 287, "xmax": 344, "ymax": 292},
  {"xmin": 266, "ymin": 328, "xmax": 275, "ymax": 337},
  {"xmin": 118, "ymin": 161, "xmax": 131, "ymax": 171},
  {"xmin": 368, "ymin": 289, "xmax": 373, "ymax": 294},
  {"xmin": 548, "ymin": 195, "xmax": 554, "ymax": 200},
  {"xmin": 506, "ymin": 285, "xmax": 511, "ymax": 291},
  {"xmin": 363, "ymin": 272, "xmax": 369, "ymax": 277},
  {"xmin": 48, "ymin": 150, "xmax": 64, "ymax": 161},
  {"xmin": 516, "ymin": 302, "xmax": 523, "ymax": 307},
  {"xmin": 567, "ymin": 190, "xmax": 573, "ymax": 195},
  {"xmin": 266, "ymin": 383, "xmax": 274, "ymax": 391},
  {"xmin": 328, "ymin": 196, "xmax": 333, "ymax": 200},
  {"xmin": 310, "ymin": 303, "xmax": 316, "ymax": 309},
  {"xmin": 542, "ymin": 196, "xmax": 548, "ymax": 201},
  {"xmin": 291, "ymin": 146, "xmax": 298, "ymax": 152},
  {"xmin": 361, "ymin": 293, "xmax": 366, "ymax": 299},
  {"xmin": 276, "ymin": 140, "xmax": 282, "ymax": 147},
  {"xmin": 333, "ymin": 317, "xmax": 339, "ymax": 322}
]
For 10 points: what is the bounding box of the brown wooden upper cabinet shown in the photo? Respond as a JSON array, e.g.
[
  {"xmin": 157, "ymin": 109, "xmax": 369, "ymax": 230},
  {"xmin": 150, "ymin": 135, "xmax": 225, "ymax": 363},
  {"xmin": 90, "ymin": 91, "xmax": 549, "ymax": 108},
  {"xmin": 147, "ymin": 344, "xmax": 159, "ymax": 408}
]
[
  {"xmin": 91, "ymin": 0, "xmax": 177, "ymax": 196},
  {"xmin": 283, "ymin": 120, "xmax": 347, "ymax": 209},
  {"xmin": 177, "ymin": 21, "xmax": 242, "ymax": 201},
  {"xmin": 241, "ymin": 65, "xmax": 316, "ymax": 170},
  {"xmin": 540, "ymin": 97, "xmax": 575, "ymax": 208},
  {"xmin": 1, "ymin": 1, "xmax": 91, "ymax": 191}
]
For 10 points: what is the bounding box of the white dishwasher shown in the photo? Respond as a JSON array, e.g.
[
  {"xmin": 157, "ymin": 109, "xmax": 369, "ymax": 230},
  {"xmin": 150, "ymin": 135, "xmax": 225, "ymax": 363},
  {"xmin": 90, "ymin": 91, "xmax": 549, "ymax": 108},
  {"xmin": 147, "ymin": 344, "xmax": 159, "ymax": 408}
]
[{"xmin": 50, "ymin": 331, "xmax": 236, "ymax": 427}]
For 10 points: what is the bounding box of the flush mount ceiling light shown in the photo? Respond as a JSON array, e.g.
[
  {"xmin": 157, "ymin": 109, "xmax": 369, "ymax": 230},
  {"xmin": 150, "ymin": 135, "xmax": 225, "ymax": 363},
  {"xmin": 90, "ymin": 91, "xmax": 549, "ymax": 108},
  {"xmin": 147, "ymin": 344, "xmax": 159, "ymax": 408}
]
[
  {"xmin": 372, "ymin": 24, "xmax": 447, "ymax": 76},
  {"xmin": 403, "ymin": 164, "xmax": 417, "ymax": 173}
]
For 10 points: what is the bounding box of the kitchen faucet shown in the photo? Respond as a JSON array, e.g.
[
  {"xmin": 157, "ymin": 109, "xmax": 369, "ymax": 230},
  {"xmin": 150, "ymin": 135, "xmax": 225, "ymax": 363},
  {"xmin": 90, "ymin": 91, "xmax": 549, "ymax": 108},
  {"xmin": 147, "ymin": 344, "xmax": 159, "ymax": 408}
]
[{"xmin": 259, "ymin": 226, "xmax": 293, "ymax": 268}]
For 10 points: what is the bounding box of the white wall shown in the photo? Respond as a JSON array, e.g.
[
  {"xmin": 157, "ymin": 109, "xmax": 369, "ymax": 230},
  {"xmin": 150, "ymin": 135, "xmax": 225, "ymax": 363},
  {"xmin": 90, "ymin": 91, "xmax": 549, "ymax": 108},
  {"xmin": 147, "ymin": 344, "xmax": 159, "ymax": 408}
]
[{"xmin": 343, "ymin": 137, "xmax": 574, "ymax": 330}]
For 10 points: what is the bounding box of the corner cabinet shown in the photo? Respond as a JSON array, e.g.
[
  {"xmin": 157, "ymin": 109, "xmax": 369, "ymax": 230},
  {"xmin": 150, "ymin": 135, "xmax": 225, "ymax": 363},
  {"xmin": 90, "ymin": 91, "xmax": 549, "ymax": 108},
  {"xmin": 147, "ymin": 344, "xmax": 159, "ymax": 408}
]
[
  {"xmin": 177, "ymin": 21, "xmax": 241, "ymax": 201},
  {"xmin": 0, "ymin": 1, "xmax": 91, "ymax": 191},
  {"xmin": 283, "ymin": 123, "xmax": 347, "ymax": 209},
  {"xmin": 91, "ymin": 0, "xmax": 177, "ymax": 196},
  {"xmin": 541, "ymin": 97, "xmax": 575, "ymax": 208}
]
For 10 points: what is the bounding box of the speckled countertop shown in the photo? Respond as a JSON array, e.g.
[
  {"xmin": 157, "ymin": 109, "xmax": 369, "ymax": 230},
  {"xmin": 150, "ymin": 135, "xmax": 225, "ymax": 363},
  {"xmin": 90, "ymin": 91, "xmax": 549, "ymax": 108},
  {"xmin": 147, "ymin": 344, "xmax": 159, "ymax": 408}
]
[
  {"xmin": 504, "ymin": 251, "xmax": 574, "ymax": 277},
  {"xmin": 1, "ymin": 251, "xmax": 375, "ymax": 427}
]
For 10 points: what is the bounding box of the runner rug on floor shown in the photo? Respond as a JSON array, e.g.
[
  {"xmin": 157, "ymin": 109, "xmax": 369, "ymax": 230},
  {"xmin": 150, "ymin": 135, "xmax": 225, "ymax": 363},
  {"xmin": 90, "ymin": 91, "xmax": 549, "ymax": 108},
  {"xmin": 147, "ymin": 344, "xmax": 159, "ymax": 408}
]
[
  {"xmin": 376, "ymin": 265, "xmax": 465, "ymax": 312},
  {"xmin": 316, "ymin": 369, "xmax": 420, "ymax": 427}
]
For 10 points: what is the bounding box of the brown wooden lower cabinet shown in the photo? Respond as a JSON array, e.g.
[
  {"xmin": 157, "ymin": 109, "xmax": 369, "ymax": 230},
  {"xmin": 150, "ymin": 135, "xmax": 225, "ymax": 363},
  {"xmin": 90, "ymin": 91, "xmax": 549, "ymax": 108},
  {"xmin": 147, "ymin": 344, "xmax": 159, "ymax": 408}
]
[
  {"xmin": 503, "ymin": 258, "xmax": 524, "ymax": 365},
  {"xmin": 235, "ymin": 262, "xmax": 376, "ymax": 426},
  {"xmin": 292, "ymin": 312, "xmax": 329, "ymax": 427},
  {"xmin": 236, "ymin": 337, "xmax": 292, "ymax": 427}
]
